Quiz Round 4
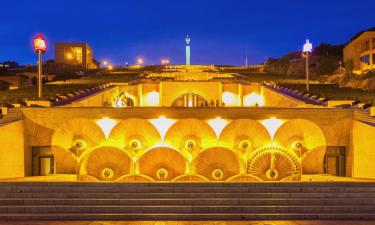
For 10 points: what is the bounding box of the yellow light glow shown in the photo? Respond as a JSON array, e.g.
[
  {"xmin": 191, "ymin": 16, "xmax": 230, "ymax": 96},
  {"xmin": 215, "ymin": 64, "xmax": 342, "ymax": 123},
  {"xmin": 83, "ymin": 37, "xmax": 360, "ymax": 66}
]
[
  {"xmin": 149, "ymin": 116, "xmax": 176, "ymax": 141},
  {"xmin": 137, "ymin": 58, "xmax": 144, "ymax": 65},
  {"xmin": 145, "ymin": 91, "xmax": 160, "ymax": 106},
  {"xmin": 243, "ymin": 93, "xmax": 264, "ymax": 107},
  {"xmin": 222, "ymin": 92, "xmax": 237, "ymax": 106},
  {"xmin": 96, "ymin": 117, "xmax": 118, "ymax": 139},
  {"xmin": 207, "ymin": 117, "xmax": 230, "ymax": 138},
  {"xmin": 260, "ymin": 117, "xmax": 285, "ymax": 140},
  {"xmin": 108, "ymin": 65, "xmax": 113, "ymax": 70},
  {"xmin": 65, "ymin": 53, "xmax": 73, "ymax": 60},
  {"xmin": 161, "ymin": 59, "xmax": 170, "ymax": 65}
]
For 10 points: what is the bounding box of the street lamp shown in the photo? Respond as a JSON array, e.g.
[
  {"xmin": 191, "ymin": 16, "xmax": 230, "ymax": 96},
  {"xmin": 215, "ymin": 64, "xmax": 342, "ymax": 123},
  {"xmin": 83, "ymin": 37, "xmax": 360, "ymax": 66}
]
[
  {"xmin": 103, "ymin": 60, "xmax": 108, "ymax": 72},
  {"xmin": 33, "ymin": 34, "xmax": 47, "ymax": 98},
  {"xmin": 303, "ymin": 39, "xmax": 313, "ymax": 91}
]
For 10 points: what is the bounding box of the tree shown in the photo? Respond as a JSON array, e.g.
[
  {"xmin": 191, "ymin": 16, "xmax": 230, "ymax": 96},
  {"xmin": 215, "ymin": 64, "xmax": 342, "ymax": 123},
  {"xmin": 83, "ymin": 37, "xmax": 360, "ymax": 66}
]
[
  {"xmin": 93, "ymin": 59, "xmax": 100, "ymax": 68},
  {"xmin": 1, "ymin": 61, "xmax": 20, "ymax": 68},
  {"xmin": 313, "ymin": 43, "xmax": 344, "ymax": 58},
  {"xmin": 344, "ymin": 59, "xmax": 354, "ymax": 76}
]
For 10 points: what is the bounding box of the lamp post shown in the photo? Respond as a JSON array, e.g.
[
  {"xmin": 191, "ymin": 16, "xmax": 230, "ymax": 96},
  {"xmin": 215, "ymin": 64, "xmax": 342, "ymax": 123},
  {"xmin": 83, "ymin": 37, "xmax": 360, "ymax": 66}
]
[
  {"xmin": 303, "ymin": 39, "xmax": 313, "ymax": 91},
  {"xmin": 33, "ymin": 34, "xmax": 47, "ymax": 98},
  {"xmin": 103, "ymin": 60, "xmax": 108, "ymax": 72}
]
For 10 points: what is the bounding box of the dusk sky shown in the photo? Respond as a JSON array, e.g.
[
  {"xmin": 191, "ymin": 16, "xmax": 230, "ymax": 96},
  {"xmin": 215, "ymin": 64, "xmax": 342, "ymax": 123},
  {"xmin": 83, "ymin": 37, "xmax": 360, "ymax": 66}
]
[{"xmin": 1, "ymin": 0, "xmax": 374, "ymax": 66}]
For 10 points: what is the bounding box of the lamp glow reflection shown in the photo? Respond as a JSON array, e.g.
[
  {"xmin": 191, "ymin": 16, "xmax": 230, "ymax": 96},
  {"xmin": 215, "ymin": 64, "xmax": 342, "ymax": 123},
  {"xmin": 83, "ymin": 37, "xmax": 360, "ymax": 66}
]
[
  {"xmin": 96, "ymin": 117, "xmax": 118, "ymax": 139},
  {"xmin": 260, "ymin": 117, "xmax": 285, "ymax": 140},
  {"xmin": 243, "ymin": 93, "xmax": 264, "ymax": 107},
  {"xmin": 222, "ymin": 92, "xmax": 236, "ymax": 106},
  {"xmin": 145, "ymin": 91, "xmax": 160, "ymax": 106},
  {"xmin": 149, "ymin": 116, "xmax": 176, "ymax": 141},
  {"xmin": 207, "ymin": 117, "xmax": 230, "ymax": 138}
]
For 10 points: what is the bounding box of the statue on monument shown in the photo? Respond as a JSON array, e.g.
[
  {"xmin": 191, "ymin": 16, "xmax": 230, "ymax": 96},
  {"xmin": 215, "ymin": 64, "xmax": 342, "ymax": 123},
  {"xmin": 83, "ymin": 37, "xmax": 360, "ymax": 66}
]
[{"xmin": 186, "ymin": 35, "xmax": 190, "ymax": 46}]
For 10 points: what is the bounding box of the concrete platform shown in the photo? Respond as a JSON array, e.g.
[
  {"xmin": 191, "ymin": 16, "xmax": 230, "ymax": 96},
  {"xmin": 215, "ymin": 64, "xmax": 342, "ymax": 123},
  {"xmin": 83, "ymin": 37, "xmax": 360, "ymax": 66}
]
[
  {"xmin": 1, "ymin": 221, "xmax": 375, "ymax": 225},
  {"xmin": 0, "ymin": 174, "xmax": 374, "ymax": 182}
]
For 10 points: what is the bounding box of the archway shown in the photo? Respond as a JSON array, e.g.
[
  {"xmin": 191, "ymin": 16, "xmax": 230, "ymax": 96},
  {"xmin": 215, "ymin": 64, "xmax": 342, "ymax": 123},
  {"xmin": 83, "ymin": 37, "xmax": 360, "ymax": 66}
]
[{"xmin": 171, "ymin": 93, "xmax": 208, "ymax": 107}]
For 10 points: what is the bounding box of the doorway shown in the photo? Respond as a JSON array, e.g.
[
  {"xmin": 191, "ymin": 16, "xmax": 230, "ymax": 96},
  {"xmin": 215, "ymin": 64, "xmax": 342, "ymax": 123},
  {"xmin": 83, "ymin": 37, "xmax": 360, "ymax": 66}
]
[
  {"xmin": 32, "ymin": 146, "xmax": 54, "ymax": 176},
  {"xmin": 324, "ymin": 146, "xmax": 346, "ymax": 176}
]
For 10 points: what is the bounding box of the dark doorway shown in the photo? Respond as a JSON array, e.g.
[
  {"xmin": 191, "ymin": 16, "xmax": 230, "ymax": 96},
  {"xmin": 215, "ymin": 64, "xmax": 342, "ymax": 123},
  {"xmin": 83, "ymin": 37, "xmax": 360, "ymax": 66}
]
[
  {"xmin": 324, "ymin": 146, "xmax": 346, "ymax": 176},
  {"xmin": 32, "ymin": 146, "xmax": 54, "ymax": 176}
]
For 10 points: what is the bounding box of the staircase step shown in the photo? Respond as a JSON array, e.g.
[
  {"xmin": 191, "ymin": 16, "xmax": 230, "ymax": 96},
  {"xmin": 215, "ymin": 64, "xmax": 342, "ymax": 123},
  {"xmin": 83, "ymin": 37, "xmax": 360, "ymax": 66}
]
[
  {"xmin": 1, "ymin": 198, "xmax": 375, "ymax": 206},
  {"xmin": 0, "ymin": 182, "xmax": 375, "ymax": 221},
  {"xmin": 1, "ymin": 192, "xmax": 375, "ymax": 199},
  {"xmin": 2, "ymin": 186, "xmax": 375, "ymax": 193},
  {"xmin": 1, "ymin": 205, "xmax": 375, "ymax": 214},
  {"xmin": 0, "ymin": 213, "xmax": 375, "ymax": 221}
]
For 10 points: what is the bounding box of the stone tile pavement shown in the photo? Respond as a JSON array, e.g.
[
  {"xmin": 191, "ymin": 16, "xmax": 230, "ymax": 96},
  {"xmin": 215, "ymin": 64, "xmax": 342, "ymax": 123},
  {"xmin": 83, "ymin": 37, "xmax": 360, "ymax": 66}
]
[{"xmin": 1, "ymin": 221, "xmax": 375, "ymax": 225}]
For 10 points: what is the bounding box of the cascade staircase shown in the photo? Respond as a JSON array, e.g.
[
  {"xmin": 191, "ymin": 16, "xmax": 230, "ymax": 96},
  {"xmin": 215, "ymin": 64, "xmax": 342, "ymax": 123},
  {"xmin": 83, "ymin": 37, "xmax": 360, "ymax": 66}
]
[{"xmin": 0, "ymin": 182, "xmax": 375, "ymax": 221}]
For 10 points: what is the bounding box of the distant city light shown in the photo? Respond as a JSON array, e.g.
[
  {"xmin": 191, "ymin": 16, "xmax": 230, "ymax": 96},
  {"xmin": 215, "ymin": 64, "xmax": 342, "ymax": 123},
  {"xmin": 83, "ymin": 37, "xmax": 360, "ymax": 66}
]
[
  {"xmin": 161, "ymin": 59, "xmax": 170, "ymax": 65},
  {"xmin": 137, "ymin": 58, "xmax": 144, "ymax": 65}
]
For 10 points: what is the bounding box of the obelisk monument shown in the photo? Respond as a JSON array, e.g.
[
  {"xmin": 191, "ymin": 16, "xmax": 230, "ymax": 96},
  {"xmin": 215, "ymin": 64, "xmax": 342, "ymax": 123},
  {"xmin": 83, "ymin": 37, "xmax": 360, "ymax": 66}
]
[{"xmin": 186, "ymin": 35, "xmax": 191, "ymax": 65}]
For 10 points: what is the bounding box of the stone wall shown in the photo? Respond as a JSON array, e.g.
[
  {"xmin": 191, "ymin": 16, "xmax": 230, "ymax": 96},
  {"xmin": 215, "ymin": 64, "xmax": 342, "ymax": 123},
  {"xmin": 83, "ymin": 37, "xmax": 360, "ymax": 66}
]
[
  {"xmin": 0, "ymin": 121, "xmax": 25, "ymax": 178},
  {"xmin": 352, "ymin": 121, "xmax": 375, "ymax": 179}
]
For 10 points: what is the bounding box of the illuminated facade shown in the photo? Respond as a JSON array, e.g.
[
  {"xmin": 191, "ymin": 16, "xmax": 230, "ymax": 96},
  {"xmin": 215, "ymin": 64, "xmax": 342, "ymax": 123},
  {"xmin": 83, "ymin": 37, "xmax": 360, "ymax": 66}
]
[
  {"xmin": 0, "ymin": 67, "xmax": 375, "ymax": 182},
  {"xmin": 344, "ymin": 27, "xmax": 375, "ymax": 73},
  {"xmin": 55, "ymin": 42, "xmax": 98, "ymax": 69}
]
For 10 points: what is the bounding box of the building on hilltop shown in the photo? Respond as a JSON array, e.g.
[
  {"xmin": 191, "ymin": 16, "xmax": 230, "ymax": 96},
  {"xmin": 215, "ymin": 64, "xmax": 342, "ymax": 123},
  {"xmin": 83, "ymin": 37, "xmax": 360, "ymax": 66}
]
[
  {"xmin": 344, "ymin": 27, "xmax": 375, "ymax": 74},
  {"xmin": 55, "ymin": 42, "xmax": 98, "ymax": 69}
]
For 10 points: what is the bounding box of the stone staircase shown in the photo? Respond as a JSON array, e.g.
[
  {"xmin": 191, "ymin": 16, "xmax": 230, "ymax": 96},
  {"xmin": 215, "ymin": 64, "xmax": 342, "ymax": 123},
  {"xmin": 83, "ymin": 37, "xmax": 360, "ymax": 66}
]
[
  {"xmin": 0, "ymin": 182, "xmax": 375, "ymax": 221},
  {"xmin": 0, "ymin": 108, "xmax": 22, "ymax": 126}
]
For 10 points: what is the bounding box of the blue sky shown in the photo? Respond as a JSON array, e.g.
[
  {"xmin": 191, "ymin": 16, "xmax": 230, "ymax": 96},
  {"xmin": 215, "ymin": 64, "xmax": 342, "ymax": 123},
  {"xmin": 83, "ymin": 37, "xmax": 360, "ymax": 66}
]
[{"xmin": 0, "ymin": 0, "xmax": 374, "ymax": 65}]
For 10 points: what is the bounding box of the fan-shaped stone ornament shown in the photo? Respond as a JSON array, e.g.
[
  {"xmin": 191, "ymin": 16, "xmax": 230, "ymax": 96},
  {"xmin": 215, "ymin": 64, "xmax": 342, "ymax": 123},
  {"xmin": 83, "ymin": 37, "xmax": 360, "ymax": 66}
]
[
  {"xmin": 247, "ymin": 146, "xmax": 301, "ymax": 181},
  {"xmin": 52, "ymin": 146, "xmax": 77, "ymax": 174},
  {"xmin": 52, "ymin": 119, "xmax": 106, "ymax": 157},
  {"xmin": 117, "ymin": 174, "xmax": 154, "ymax": 182},
  {"xmin": 108, "ymin": 118, "xmax": 161, "ymax": 157},
  {"xmin": 164, "ymin": 119, "xmax": 217, "ymax": 158},
  {"xmin": 193, "ymin": 147, "xmax": 241, "ymax": 181},
  {"xmin": 226, "ymin": 174, "xmax": 263, "ymax": 182},
  {"xmin": 273, "ymin": 119, "xmax": 326, "ymax": 174},
  {"xmin": 79, "ymin": 147, "xmax": 132, "ymax": 181},
  {"xmin": 172, "ymin": 174, "xmax": 210, "ymax": 182},
  {"xmin": 24, "ymin": 118, "xmax": 54, "ymax": 146},
  {"xmin": 80, "ymin": 174, "xmax": 100, "ymax": 182},
  {"xmin": 138, "ymin": 147, "xmax": 186, "ymax": 181},
  {"xmin": 219, "ymin": 119, "xmax": 271, "ymax": 154}
]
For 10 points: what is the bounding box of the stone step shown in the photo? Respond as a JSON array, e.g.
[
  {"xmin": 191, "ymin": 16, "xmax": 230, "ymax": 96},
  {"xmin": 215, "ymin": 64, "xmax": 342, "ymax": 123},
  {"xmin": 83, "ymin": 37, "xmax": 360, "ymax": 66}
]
[
  {"xmin": 1, "ymin": 182, "xmax": 375, "ymax": 221},
  {"xmin": 3, "ymin": 191, "xmax": 375, "ymax": 199},
  {"xmin": 1, "ymin": 205, "xmax": 375, "ymax": 214},
  {"xmin": 0, "ymin": 213, "xmax": 374, "ymax": 221},
  {"xmin": 2, "ymin": 182, "xmax": 375, "ymax": 187},
  {"xmin": 2, "ymin": 186, "xmax": 375, "ymax": 193},
  {"xmin": 1, "ymin": 198, "xmax": 375, "ymax": 206}
]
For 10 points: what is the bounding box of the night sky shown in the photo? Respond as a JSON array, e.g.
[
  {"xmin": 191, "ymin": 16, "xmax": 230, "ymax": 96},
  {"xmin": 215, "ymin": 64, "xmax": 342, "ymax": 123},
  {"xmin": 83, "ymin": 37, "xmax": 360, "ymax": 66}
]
[{"xmin": 1, "ymin": 0, "xmax": 374, "ymax": 66}]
